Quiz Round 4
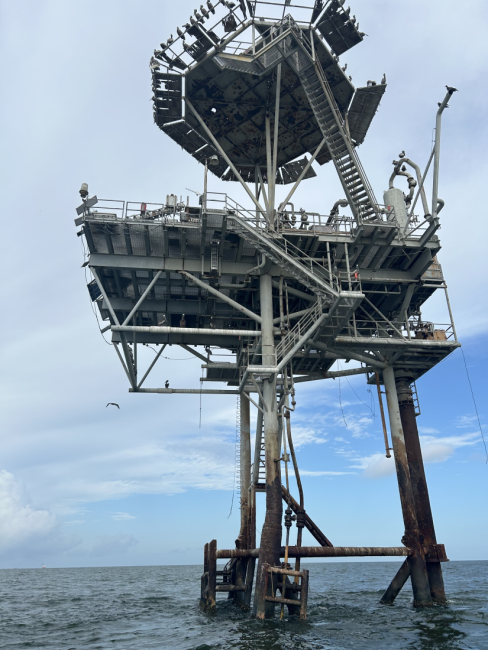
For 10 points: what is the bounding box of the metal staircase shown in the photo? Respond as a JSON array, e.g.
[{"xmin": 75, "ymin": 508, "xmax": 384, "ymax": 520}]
[
  {"xmin": 216, "ymin": 16, "xmax": 380, "ymax": 224},
  {"xmin": 228, "ymin": 213, "xmax": 337, "ymax": 300}
]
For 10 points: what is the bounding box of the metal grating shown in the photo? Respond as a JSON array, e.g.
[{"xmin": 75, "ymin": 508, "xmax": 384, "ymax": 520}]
[
  {"xmin": 317, "ymin": 0, "xmax": 364, "ymax": 56},
  {"xmin": 347, "ymin": 84, "xmax": 387, "ymax": 145}
]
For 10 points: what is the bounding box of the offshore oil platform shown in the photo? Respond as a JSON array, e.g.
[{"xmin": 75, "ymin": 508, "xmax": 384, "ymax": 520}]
[{"xmin": 75, "ymin": 0, "xmax": 459, "ymax": 618}]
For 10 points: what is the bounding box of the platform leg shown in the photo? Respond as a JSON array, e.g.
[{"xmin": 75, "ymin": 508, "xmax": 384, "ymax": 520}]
[
  {"xmin": 207, "ymin": 539, "xmax": 217, "ymax": 610},
  {"xmin": 383, "ymin": 366, "xmax": 432, "ymax": 607},
  {"xmin": 396, "ymin": 373, "xmax": 447, "ymax": 604},
  {"xmin": 254, "ymin": 273, "xmax": 282, "ymax": 619}
]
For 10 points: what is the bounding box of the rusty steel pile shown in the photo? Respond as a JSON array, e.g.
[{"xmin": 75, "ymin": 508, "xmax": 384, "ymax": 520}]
[{"xmin": 75, "ymin": 0, "xmax": 459, "ymax": 619}]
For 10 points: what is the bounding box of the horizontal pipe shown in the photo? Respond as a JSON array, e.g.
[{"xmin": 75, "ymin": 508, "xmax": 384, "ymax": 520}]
[
  {"xmin": 130, "ymin": 388, "xmax": 242, "ymax": 394},
  {"xmin": 216, "ymin": 546, "xmax": 411, "ymax": 559},
  {"xmin": 112, "ymin": 326, "xmax": 261, "ymax": 337}
]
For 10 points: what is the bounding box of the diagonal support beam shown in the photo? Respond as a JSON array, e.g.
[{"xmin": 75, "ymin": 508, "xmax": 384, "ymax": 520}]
[
  {"xmin": 91, "ymin": 267, "xmax": 137, "ymax": 388},
  {"xmin": 185, "ymin": 97, "xmax": 265, "ymax": 217},
  {"xmin": 277, "ymin": 138, "xmax": 327, "ymax": 213},
  {"xmin": 180, "ymin": 271, "xmax": 262, "ymax": 324},
  {"xmin": 122, "ymin": 270, "xmax": 163, "ymax": 326},
  {"xmin": 179, "ymin": 343, "xmax": 212, "ymax": 364},
  {"xmin": 137, "ymin": 343, "xmax": 166, "ymax": 389}
]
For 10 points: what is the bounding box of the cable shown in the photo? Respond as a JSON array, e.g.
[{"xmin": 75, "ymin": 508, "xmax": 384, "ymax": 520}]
[
  {"xmin": 461, "ymin": 348, "xmax": 487, "ymax": 464},
  {"xmin": 199, "ymin": 367, "xmax": 203, "ymax": 429},
  {"xmin": 337, "ymin": 373, "xmax": 348, "ymax": 428},
  {"xmin": 143, "ymin": 345, "xmax": 194, "ymax": 360},
  {"xmin": 337, "ymin": 361, "xmax": 374, "ymax": 417}
]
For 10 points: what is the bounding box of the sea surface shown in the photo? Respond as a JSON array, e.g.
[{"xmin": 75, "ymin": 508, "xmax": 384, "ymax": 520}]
[{"xmin": 0, "ymin": 561, "xmax": 486, "ymax": 650}]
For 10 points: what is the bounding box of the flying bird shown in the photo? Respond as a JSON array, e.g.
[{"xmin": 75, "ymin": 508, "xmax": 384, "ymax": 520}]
[
  {"xmin": 165, "ymin": 380, "xmax": 170, "ymax": 388},
  {"xmin": 106, "ymin": 403, "xmax": 120, "ymax": 409}
]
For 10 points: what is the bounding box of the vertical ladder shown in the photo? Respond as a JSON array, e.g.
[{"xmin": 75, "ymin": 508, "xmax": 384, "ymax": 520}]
[{"xmin": 235, "ymin": 396, "xmax": 241, "ymax": 501}]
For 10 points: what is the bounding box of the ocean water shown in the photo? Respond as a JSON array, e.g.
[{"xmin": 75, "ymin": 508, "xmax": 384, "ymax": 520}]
[{"xmin": 0, "ymin": 561, "xmax": 486, "ymax": 650}]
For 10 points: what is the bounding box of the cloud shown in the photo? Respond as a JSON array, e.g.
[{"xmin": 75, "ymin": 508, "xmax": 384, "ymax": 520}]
[
  {"xmin": 455, "ymin": 415, "xmax": 481, "ymax": 429},
  {"xmin": 111, "ymin": 512, "xmax": 136, "ymax": 521},
  {"xmin": 299, "ymin": 470, "xmax": 357, "ymax": 476},
  {"xmin": 352, "ymin": 432, "xmax": 481, "ymax": 478},
  {"xmin": 0, "ymin": 470, "xmax": 81, "ymax": 557},
  {"xmin": 89, "ymin": 533, "xmax": 139, "ymax": 557},
  {"xmin": 289, "ymin": 426, "xmax": 327, "ymax": 448},
  {"xmin": 419, "ymin": 427, "xmax": 440, "ymax": 434}
]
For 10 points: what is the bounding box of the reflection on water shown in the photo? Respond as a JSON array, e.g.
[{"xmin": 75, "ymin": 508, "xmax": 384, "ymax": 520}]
[{"xmin": 0, "ymin": 561, "xmax": 486, "ymax": 650}]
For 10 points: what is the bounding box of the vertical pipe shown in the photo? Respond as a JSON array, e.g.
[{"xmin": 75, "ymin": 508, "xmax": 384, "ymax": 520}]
[
  {"xmin": 375, "ymin": 372, "xmax": 391, "ymax": 458},
  {"xmin": 344, "ymin": 243, "xmax": 352, "ymax": 291},
  {"xmin": 432, "ymin": 88, "xmax": 456, "ymax": 219},
  {"xmin": 235, "ymin": 397, "xmax": 252, "ymax": 604},
  {"xmin": 254, "ymin": 273, "xmax": 282, "ymax": 619},
  {"xmin": 238, "ymin": 397, "xmax": 251, "ymax": 548},
  {"xmin": 270, "ymin": 64, "xmax": 282, "ymax": 216},
  {"xmin": 207, "ymin": 539, "xmax": 217, "ymax": 609},
  {"xmin": 395, "ymin": 373, "xmax": 447, "ymax": 603},
  {"xmin": 265, "ymin": 115, "xmax": 273, "ymax": 226},
  {"xmin": 382, "ymin": 366, "xmax": 432, "ymax": 607},
  {"xmin": 299, "ymin": 569, "xmax": 309, "ymax": 620}
]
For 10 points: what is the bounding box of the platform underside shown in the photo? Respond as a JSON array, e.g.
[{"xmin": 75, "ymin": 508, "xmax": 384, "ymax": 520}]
[{"xmin": 79, "ymin": 200, "xmax": 458, "ymax": 383}]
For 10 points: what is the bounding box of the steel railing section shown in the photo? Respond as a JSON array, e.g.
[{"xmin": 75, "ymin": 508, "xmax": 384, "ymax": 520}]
[{"xmin": 275, "ymin": 301, "xmax": 323, "ymax": 363}]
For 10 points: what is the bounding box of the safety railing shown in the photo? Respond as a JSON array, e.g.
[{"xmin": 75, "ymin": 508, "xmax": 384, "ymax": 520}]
[{"xmin": 78, "ymin": 198, "xmax": 202, "ymax": 225}]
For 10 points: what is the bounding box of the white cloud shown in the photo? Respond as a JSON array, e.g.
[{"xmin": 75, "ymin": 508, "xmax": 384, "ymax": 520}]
[
  {"xmin": 352, "ymin": 432, "xmax": 481, "ymax": 478},
  {"xmin": 289, "ymin": 426, "xmax": 327, "ymax": 448},
  {"xmin": 419, "ymin": 427, "xmax": 440, "ymax": 434},
  {"xmin": 89, "ymin": 533, "xmax": 139, "ymax": 557},
  {"xmin": 455, "ymin": 415, "xmax": 480, "ymax": 429},
  {"xmin": 0, "ymin": 470, "xmax": 56, "ymax": 551},
  {"xmin": 299, "ymin": 470, "xmax": 357, "ymax": 476},
  {"xmin": 111, "ymin": 512, "xmax": 136, "ymax": 521},
  {"xmin": 0, "ymin": 470, "xmax": 80, "ymax": 556}
]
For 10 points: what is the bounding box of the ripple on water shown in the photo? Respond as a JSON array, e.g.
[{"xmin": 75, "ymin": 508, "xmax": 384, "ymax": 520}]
[{"xmin": 0, "ymin": 562, "xmax": 486, "ymax": 650}]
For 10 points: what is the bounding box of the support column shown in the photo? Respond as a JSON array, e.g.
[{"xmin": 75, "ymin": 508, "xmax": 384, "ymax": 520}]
[
  {"xmin": 254, "ymin": 273, "xmax": 282, "ymax": 618},
  {"xmin": 382, "ymin": 365, "xmax": 432, "ymax": 607},
  {"xmin": 234, "ymin": 397, "xmax": 251, "ymax": 605},
  {"xmin": 396, "ymin": 372, "xmax": 447, "ymax": 603}
]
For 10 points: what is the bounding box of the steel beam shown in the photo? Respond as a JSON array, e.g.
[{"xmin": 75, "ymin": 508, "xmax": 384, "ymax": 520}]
[
  {"xmin": 185, "ymin": 97, "xmax": 265, "ymax": 217},
  {"xmin": 383, "ymin": 365, "xmax": 432, "ymax": 607},
  {"xmin": 112, "ymin": 325, "xmax": 262, "ymax": 337},
  {"xmin": 181, "ymin": 271, "xmax": 262, "ymax": 324},
  {"xmin": 396, "ymin": 373, "xmax": 447, "ymax": 603},
  {"xmin": 254, "ymin": 273, "xmax": 282, "ymax": 619},
  {"xmin": 217, "ymin": 546, "xmax": 411, "ymax": 559}
]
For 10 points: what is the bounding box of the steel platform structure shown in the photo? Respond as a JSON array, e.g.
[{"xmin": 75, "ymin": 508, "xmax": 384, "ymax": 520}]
[{"xmin": 75, "ymin": 0, "xmax": 459, "ymax": 618}]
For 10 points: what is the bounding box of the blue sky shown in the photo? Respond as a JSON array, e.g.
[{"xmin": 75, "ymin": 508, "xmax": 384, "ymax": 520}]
[{"xmin": 0, "ymin": 0, "xmax": 487, "ymax": 568}]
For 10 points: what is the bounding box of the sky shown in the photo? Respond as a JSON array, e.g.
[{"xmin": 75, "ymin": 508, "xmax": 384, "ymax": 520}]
[{"xmin": 0, "ymin": 0, "xmax": 487, "ymax": 569}]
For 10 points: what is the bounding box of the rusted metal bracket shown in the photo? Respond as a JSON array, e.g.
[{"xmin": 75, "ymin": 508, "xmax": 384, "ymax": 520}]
[{"xmin": 424, "ymin": 543, "xmax": 449, "ymax": 563}]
